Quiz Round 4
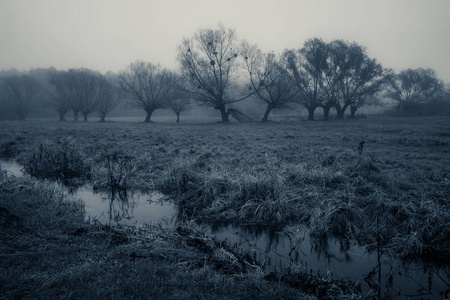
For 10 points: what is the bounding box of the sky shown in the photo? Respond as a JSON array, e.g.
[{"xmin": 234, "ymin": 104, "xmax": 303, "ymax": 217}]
[{"xmin": 1, "ymin": 0, "xmax": 449, "ymax": 82}]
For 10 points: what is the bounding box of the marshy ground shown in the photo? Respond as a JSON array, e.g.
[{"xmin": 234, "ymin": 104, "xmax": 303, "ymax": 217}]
[{"xmin": 1, "ymin": 116, "xmax": 449, "ymax": 298}]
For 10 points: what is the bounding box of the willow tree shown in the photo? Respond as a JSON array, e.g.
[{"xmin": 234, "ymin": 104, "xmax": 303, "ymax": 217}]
[
  {"xmin": 0, "ymin": 74, "xmax": 42, "ymax": 120},
  {"xmin": 178, "ymin": 24, "xmax": 252, "ymax": 122},
  {"xmin": 167, "ymin": 73, "xmax": 190, "ymax": 122},
  {"xmin": 386, "ymin": 68, "xmax": 444, "ymax": 113},
  {"xmin": 49, "ymin": 68, "xmax": 99, "ymax": 121},
  {"xmin": 48, "ymin": 70, "xmax": 72, "ymax": 121},
  {"xmin": 119, "ymin": 61, "xmax": 172, "ymax": 122},
  {"xmin": 96, "ymin": 73, "xmax": 121, "ymax": 122},
  {"xmin": 240, "ymin": 41, "xmax": 298, "ymax": 122},
  {"xmin": 73, "ymin": 69, "xmax": 99, "ymax": 121},
  {"xmin": 330, "ymin": 41, "xmax": 386, "ymax": 119},
  {"xmin": 284, "ymin": 38, "xmax": 330, "ymax": 120}
]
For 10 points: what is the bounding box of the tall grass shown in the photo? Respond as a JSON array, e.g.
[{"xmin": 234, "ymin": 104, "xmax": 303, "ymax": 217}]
[
  {"xmin": 0, "ymin": 174, "xmax": 314, "ymax": 299},
  {"xmin": 18, "ymin": 137, "xmax": 89, "ymax": 184},
  {"xmin": 1, "ymin": 118, "xmax": 449, "ymax": 271},
  {"xmin": 161, "ymin": 154, "xmax": 304, "ymax": 224}
]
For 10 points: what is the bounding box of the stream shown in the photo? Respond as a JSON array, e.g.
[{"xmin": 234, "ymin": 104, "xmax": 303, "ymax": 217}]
[{"xmin": 1, "ymin": 159, "xmax": 448, "ymax": 298}]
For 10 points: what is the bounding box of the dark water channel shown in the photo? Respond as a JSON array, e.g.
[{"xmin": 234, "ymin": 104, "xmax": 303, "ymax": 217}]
[{"xmin": 1, "ymin": 159, "xmax": 448, "ymax": 298}]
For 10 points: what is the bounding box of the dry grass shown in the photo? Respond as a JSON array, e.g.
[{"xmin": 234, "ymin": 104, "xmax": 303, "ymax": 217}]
[
  {"xmin": 0, "ymin": 174, "xmax": 314, "ymax": 299},
  {"xmin": 1, "ymin": 116, "xmax": 449, "ymax": 262}
]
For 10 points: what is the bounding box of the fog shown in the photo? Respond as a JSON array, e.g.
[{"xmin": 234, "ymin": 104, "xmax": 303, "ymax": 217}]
[{"xmin": 1, "ymin": 0, "xmax": 449, "ymax": 82}]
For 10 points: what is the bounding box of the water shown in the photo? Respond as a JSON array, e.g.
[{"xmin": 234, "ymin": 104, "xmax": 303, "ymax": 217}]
[
  {"xmin": 1, "ymin": 159, "xmax": 448, "ymax": 298},
  {"xmin": 0, "ymin": 159, "xmax": 23, "ymax": 177},
  {"xmin": 74, "ymin": 186, "xmax": 177, "ymax": 227},
  {"xmin": 194, "ymin": 222, "xmax": 449, "ymax": 298}
]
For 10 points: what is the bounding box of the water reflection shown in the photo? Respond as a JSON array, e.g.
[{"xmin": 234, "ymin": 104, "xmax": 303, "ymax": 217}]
[
  {"xmin": 1, "ymin": 158, "xmax": 448, "ymax": 298},
  {"xmin": 74, "ymin": 186, "xmax": 177, "ymax": 227},
  {"xmin": 190, "ymin": 221, "xmax": 449, "ymax": 298}
]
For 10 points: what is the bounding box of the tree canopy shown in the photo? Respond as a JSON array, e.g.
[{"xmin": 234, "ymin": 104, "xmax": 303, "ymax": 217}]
[
  {"xmin": 386, "ymin": 68, "xmax": 444, "ymax": 113},
  {"xmin": 119, "ymin": 61, "xmax": 173, "ymax": 122},
  {"xmin": 178, "ymin": 24, "xmax": 254, "ymax": 122}
]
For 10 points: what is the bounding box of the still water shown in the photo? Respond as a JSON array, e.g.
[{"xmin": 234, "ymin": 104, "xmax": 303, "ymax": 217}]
[
  {"xmin": 74, "ymin": 186, "xmax": 176, "ymax": 226},
  {"xmin": 1, "ymin": 159, "xmax": 448, "ymax": 298}
]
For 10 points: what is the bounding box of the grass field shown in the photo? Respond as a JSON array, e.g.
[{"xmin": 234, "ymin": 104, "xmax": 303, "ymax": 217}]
[{"xmin": 1, "ymin": 116, "xmax": 449, "ymax": 298}]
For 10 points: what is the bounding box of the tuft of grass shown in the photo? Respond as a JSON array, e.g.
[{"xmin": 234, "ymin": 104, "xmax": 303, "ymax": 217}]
[
  {"xmin": 309, "ymin": 200, "xmax": 364, "ymax": 241},
  {"xmin": 18, "ymin": 138, "xmax": 89, "ymax": 184},
  {"xmin": 161, "ymin": 155, "xmax": 302, "ymax": 225}
]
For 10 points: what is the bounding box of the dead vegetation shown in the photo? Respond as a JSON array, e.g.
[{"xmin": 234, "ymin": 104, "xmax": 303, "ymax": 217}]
[
  {"xmin": 0, "ymin": 174, "xmax": 328, "ymax": 299},
  {"xmin": 1, "ymin": 116, "xmax": 449, "ymax": 297}
]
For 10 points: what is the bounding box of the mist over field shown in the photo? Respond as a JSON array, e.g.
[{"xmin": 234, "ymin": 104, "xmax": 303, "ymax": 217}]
[{"xmin": 1, "ymin": 1, "xmax": 450, "ymax": 298}]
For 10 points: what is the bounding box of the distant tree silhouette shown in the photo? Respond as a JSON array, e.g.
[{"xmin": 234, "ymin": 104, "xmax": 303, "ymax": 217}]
[
  {"xmin": 0, "ymin": 74, "xmax": 42, "ymax": 120},
  {"xmin": 386, "ymin": 68, "xmax": 444, "ymax": 115},
  {"xmin": 48, "ymin": 68, "xmax": 99, "ymax": 121},
  {"xmin": 167, "ymin": 73, "xmax": 190, "ymax": 122},
  {"xmin": 329, "ymin": 40, "xmax": 386, "ymax": 119},
  {"xmin": 240, "ymin": 41, "xmax": 298, "ymax": 122},
  {"xmin": 284, "ymin": 38, "xmax": 329, "ymax": 120},
  {"xmin": 96, "ymin": 73, "xmax": 121, "ymax": 122},
  {"xmin": 75, "ymin": 69, "xmax": 100, "ymax": 121},
  {"xmin": 119, "ymin": 61, "xmax": 172, "ymax": 122},
  {"xmin": 48, "ymin": 70, "xmax": 72, "ymax": 121},
  {"xmin": 177, "ymin": 24, "xmax": 254, "ymax": 122}
]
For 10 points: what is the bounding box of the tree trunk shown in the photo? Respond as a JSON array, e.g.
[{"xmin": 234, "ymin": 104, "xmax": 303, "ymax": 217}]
[
  {"xmin": 144, "ymin": 110, "xmax": 154, "ymax": 123},
  {"xmin": 219, "ymin": 106, "xmax": 229, "ymax": 122},
  {"xmin": 336, "ymin": 104, "xmax": 348, "ymax": 119},
  {"xmin": 307, "ymin": 107, "xmax": 315, "ymax": 121},
  {"xmin": 73, "ymin": 110, "xmax": 79, "ymax": 121},
  {"xmin": 17, "ymin": 112, "xmax": 27, "ymax": 121},
  {"xmin": 83, "ymin": 113, "xmax": 88, "ymax": 121},
  {"xmin": 323, "ymin": 106, "xmax": 331, "ymax": 120},
  {"xmin": 350, "ymin": 107, "xmax": 357, "ymax": 118},
  {"xmin": 100, "ymin": 114, "xmax": 106, "ymax": 122},
  {"xmin": 58, "ymin": 110, "xmax": 66, "ymax": 121},
  {"xmin": 176, "ymin": 113, "xmax": 180, "ymax": 123},
  {"xmin": 262, "ymin": 105, "xmax": 273, "ymax": 122}
]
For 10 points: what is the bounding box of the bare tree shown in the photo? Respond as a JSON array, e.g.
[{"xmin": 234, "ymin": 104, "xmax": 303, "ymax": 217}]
[
  {"xmin": 48, "ymin": 68, "xmax": 100, "ymax": 121},
  {"xmin": 48, "ymin": 70, "xmax": 72, "ymax": 121},
  {"xmin": 386, "ymin": 68, "xmax": 444, "ymax": 113},
  {"xmin": 96, "ymin": 73, "xmax": 121, "ymax": 122},
  {"xmin": 0, "ymin": 74, "xmax": 42, "ymax": 120},
  {"xmin": 319, "ymin": 40, "xmax": 349, "ymax": 120},
  {"xmin": 73, "ymin": 69, "xmax": 99, "ymax": 121},
  {"xmin": 167, "ymin": 73, "xmax": 190, "ymax": 122},
  {"xmin": 330, "ymin": 41, "xmax": 385, "ymax": 119},
  {"xmin": 284, "ymin": 38, "xmax": 329, "ymax": 120},
  {"xmin": 240, "ymin": 41, "xmax": 298, "ymax": 122},
  {"xmin": 177, "ymin": 24, "xmax": 253, "ymax": 122},
  {"xmin": 119, "ymin": 61, "xmax": 172, "ymax": 122}
]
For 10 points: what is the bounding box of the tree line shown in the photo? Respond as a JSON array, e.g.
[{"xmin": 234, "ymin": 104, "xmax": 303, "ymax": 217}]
[{"xmin": 1, "ymin": 24, "xmax": 449, "ymax": 122}]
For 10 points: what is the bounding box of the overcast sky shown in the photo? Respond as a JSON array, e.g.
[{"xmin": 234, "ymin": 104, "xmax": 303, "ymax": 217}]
[{"xmin": 1, "ymin": 0, "xmax": 449, "ymax": 82}]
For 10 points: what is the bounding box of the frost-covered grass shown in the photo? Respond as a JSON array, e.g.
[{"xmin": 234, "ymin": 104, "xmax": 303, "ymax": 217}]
[
  {"xmin": 0, "ymin": 173, "xmax": 315, "ymax": 299},
  {"xmin": 1, "ymin": 116, "xmax": 449, "ymax": 263}
]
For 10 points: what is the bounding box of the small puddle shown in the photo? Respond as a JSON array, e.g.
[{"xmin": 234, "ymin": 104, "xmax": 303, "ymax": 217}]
[
  {"xmin": 1, "ymin": 159, "xmax": 449, "ymax": 298},
  {"xmin": 74, "ymin": 186, "xmax": 177, "ymax": 227}
]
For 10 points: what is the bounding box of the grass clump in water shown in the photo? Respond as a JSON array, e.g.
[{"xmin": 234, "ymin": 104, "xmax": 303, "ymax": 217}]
[
  {"xmin": 18, "ymin": 138, "xmax": 89, "ymax": 184},
  {"xmin": 161, "ymin": 155, "xmax": 301, "ymax": 225}
]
